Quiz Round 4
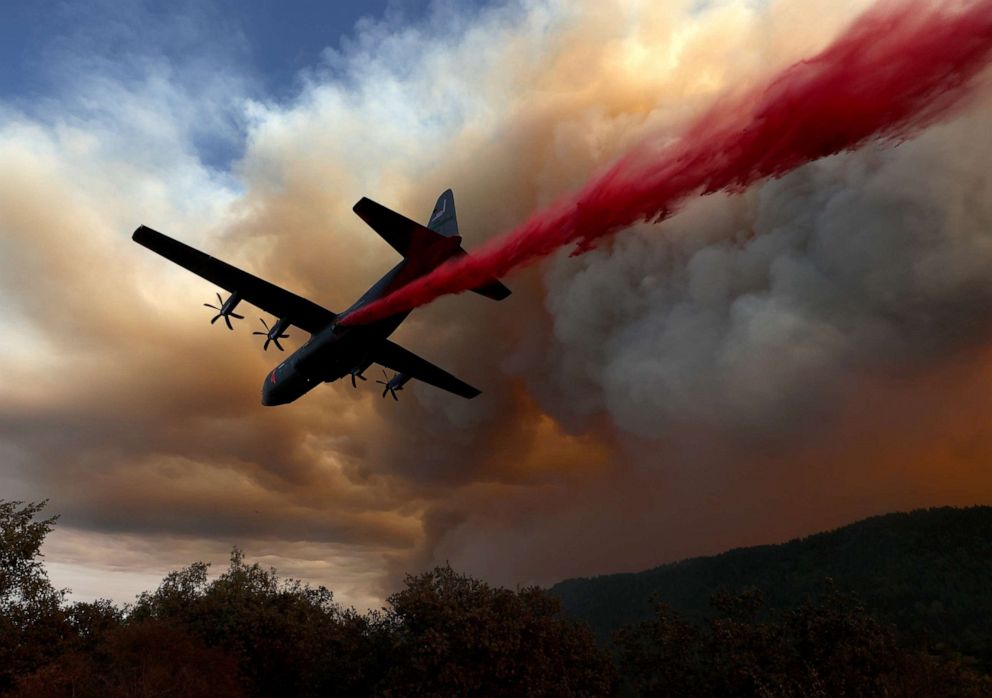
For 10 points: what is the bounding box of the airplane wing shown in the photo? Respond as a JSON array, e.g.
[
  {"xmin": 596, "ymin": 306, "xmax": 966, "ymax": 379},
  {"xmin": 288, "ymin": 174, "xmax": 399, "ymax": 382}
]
[
  {"xmin": 373, "ymin": 340, "xmax": 481, "ymax": 399},
  {"xmin": 132, "ymin": 226, "xmax": 336, "ymax": 335}
]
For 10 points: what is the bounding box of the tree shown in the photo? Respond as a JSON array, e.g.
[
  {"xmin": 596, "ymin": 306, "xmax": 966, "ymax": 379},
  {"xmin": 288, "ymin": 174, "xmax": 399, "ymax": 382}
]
[
  {"xmin": 131, "ymin": 548, "xmax": 377, "ymax": 697},
  {"xmin": 12, "ymin": 618, "xmax": 244, "ymax": 698},
  {"xmin": 613, "ymin": 602, "xmax": 706, "ymax": 697},
  {"xmin": 378, "ymin": 565, "xmax": 616, "ymax": 697},
  {"xmin": 0, "ymin": 501, "xmax": 70, "ymax": 693},
  {"xmin": 615, "ymin": 584, "xmax": 992, "ymax": 697}
]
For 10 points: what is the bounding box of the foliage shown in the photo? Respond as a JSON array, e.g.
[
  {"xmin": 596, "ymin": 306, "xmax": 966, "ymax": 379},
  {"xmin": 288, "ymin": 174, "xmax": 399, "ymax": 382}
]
[
  {"xmin": 12, "ymin": 618, "xmax": 244, "ymax": 698},
  {"xmin": 377, "ymin": 565, "xmax": 616, "ymax": 696},
  {"xmin": 129, "ymin": 549, "xmax": 378, "ymax": 696},
  {"xmin": 2, "ymin": 500, "xmax": 991, "ymax": 697},
  {"xmin": 0, "ymin": 501, "xmax": 614, "ymax": 696},
  {"xmin": 552, "ymin": 505, "xmax": 992, "ymax": 668},
  {"xmin": 0, "ymin": 501, "xmax": 68, "ymax": 693},
  {"xmin": 615, "ymin": 586, "xmax": 992, "ymax": 697}
]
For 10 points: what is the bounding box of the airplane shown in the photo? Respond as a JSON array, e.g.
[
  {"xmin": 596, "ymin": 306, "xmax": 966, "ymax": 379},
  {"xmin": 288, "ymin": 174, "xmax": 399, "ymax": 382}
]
[{"xmin": 132, "ymin": 190, "xmax": 510, "ymax": 406}]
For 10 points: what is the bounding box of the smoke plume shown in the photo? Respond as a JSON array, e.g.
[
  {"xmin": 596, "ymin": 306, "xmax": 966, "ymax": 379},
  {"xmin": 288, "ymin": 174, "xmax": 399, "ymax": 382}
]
[{"xmin": 344, "ymin": 0, "xmax": 992, "ymax": 326}]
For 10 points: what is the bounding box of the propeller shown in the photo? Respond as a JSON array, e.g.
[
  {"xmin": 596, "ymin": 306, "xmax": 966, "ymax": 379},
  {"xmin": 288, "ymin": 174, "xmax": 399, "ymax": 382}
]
[
  {"xmin": 350, "ymin": 368, "xmax": 368, "ymax": 388},
  {"xmin": 204, "ymin": 292, "xmax": 244, "ymax": 331},
  {"xmin": 252, "ymin": 318, "xmax": 290, "ymax": 351},
  {"xmin": 376, "ymin": 370, "xmax": 404, "ymax": 401}
]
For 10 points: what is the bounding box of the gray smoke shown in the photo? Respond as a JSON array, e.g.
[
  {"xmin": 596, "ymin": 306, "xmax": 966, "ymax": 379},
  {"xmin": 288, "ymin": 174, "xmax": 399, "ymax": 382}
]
[{"xmin": 529, "ymin": 101, "xmax": 992, "ymax": 438}]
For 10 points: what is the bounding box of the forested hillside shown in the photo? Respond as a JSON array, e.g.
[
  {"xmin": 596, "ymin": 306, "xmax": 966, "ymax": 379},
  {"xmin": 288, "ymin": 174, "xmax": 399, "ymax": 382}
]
[
  {"xmin": 551, "ymin": 506, "xmax": 992, "ymax": 666},
  {"xmin": 3, "ymin": 500, "xmax": 990, "ymax": 696}
]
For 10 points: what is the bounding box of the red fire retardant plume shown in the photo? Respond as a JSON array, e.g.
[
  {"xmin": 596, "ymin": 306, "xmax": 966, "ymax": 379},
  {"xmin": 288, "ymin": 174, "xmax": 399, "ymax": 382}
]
[{"xmin": 342, "ymin": 0, "xmax": 992, "ymax": 327}]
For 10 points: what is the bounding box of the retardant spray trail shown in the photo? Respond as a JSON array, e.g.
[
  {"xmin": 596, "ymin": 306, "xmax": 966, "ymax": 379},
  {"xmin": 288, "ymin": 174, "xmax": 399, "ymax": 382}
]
[{"xmin": 342, "ymin": 0, "xmax": 992, "ymax": 327}]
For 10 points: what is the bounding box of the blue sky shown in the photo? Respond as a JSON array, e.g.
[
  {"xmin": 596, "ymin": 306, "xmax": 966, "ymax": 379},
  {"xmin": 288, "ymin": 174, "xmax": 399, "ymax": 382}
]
[
  {"xmin": 0, "ymin": 0, "xmax": 442, "ymax": 98},
  {"xmin": 0, "ymin": 0, "xmax": 443, "ymax": 168}
]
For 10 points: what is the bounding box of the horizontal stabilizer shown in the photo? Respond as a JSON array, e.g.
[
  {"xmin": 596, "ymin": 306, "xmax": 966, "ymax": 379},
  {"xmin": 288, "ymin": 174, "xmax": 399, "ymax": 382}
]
[
  {"xmin": 471, "ymin": 279, "xmax": 512, "ymax": 301},
  {"xmin": 353, "ymin": 191, "xmax": 510, "ymax": 302},
  {"xmin": 353, "ymin": 197, "xmax": 457, "ymax": 259},
  {"xmin": 449, "ymin": 248, "xmax": 512, "ymax": 301}
]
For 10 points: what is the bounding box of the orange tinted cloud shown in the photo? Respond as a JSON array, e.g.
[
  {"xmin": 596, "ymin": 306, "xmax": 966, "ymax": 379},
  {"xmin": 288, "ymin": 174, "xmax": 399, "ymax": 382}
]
[{"xmin": 3, "ymin": 0, "xmax": 992, "ymax": 606}]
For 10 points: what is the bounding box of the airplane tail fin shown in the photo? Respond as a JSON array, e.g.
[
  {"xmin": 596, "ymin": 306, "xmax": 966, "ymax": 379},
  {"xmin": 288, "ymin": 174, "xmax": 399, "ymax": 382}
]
[
  {"xmin": 427, "ymin": 189, "xmax": 460, "ymax": 238},
  {"xmin": 429, "ymin": 189, "xmax": 510, "ymax": 300},
  {"xmin": 352, "ymin": 190, "xmax": 511, "ymax": 302}
]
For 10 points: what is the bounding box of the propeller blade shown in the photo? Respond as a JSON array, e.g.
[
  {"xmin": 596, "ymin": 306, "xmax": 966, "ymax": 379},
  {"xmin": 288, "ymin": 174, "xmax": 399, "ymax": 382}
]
[
  {"xmin": 216, "ymin": 292, "xmax": 224, "ymax": 305},
  {"xmin": 210, "ymin": 314, "xmax": 221, "ymax": 324},
  {"xmin": 230, "ymin": 312, "xmax": 244, "ymax": 320},
  {"xmin": 253, "ymin": 318, "xmax": 286, "ymax": 351},
  {"xmin": 204, "ymin": 303, "xmax": 218, "ymax": 309},
  {"xmin": 374, "ymin": 371, "xmax": 402, "ymax": 400},
  {"xmin": 224, "ymin": 315, "xmax": 234, "ymax": 331}
]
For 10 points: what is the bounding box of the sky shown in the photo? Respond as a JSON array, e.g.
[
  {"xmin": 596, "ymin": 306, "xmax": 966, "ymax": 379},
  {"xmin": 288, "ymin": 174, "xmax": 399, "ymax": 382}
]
[{"xmin": 2, "ymin": 0, "xmax": 992, "ymax": 609}]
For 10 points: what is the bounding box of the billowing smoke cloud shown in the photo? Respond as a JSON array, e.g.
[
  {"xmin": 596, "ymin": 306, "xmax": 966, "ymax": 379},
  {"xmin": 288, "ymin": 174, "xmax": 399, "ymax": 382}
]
[
  {"xmin": 2, "ymin": 0, "xmax": 992, "ymax": 606},
  {"xmin": 344, "ymin": 0, "xmax": 992, "ymax": 326},
  {"xmin": 524, "ymin": 96, "xmax": 992, "ymax": 435}
]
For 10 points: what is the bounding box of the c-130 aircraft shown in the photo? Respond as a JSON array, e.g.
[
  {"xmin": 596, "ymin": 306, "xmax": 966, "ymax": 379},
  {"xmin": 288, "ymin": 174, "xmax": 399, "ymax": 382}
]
[{"xmin": 133, "ymin": 190, "xmax": 510, "ymax": 405}]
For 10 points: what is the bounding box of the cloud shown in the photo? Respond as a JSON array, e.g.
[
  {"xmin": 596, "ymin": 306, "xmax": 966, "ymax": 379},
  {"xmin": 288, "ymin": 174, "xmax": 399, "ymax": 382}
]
[{"xmin": 3, "ymin": 0, "xmax": 992, "ymax": 606}]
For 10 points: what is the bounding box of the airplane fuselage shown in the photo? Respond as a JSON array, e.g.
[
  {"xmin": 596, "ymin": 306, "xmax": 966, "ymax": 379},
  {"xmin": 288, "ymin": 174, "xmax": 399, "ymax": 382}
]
[{"xmin": 261, "ymin": 242, "xmax": 451, "ymax": 405}]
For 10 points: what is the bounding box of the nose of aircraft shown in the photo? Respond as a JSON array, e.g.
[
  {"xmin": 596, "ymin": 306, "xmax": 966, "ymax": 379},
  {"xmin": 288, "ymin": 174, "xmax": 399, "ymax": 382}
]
[
  {"xmin": 261, "ymin": 376, "xmax": 274, "ymax": 406},
  {"xmin": 261, "ymin": 369, "xmax": 283, "ymax": 406},
  {"xmin": 261, "ymin": 362, "xmax": 316, "ymax": 406}
]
